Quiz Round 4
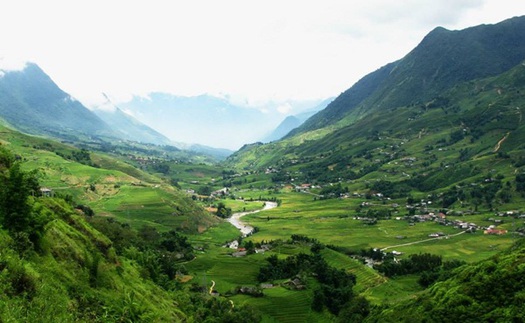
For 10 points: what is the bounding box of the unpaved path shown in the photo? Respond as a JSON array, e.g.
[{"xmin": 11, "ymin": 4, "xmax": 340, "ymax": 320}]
[
  {"xmin": 493, "ymin": 132, "xmax": 510, "ymax": 152},
  {"xmin": 380, "ymin": 231, "xmax": 467, "ymax": 251},
  {"xmin": 209, "ymin": 280, "xmax": 216, "ymax": 294}
]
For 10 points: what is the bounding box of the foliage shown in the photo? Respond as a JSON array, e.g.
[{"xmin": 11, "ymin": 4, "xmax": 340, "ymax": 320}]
[
  {"xmin": 257, "ymin": 244, "xmax": 357, "ymax": 315},
  {"xmin": 0, "ymin": 147, "xmax": 50, "ymax": 252},
  {"xmin": 215, "ymin": 202, "xmax": 232, "ymax": 218},
  {"xmin": 366, "ymin": 239, "xmax": 525, "ymax": 322},
  {"xmin": 375, "ymin": 253, "xmax": 465, "ymax": 287}
]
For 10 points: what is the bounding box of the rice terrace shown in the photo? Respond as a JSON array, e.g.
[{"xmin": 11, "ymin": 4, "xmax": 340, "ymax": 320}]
[{"xmin": 2, "ymin": 6, "xmax": 525, "ymax": 322}]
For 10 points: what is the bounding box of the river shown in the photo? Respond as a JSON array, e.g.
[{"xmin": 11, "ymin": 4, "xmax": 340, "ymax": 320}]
[{"xmin": 226, "ymin": 201, "xmax": 278, "ymax": 237}]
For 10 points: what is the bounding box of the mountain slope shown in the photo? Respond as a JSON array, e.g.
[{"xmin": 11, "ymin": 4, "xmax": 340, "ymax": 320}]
[
  {"xmin": 0, "ymin": 144, "xmax": 259, "ymax": 322},
  {"xmin": 263, "ymin": 115, "xmax": 302, "ymax": 142},
  {"xmin": 93, "ymin": 95, "xmax": 173, "ymax": 146},
  {"xmin": 225, "ymin": 16, "xmax": 525, "ymax": 210},
  {"xmin": 293, "ymin": 15, "xmax": 525, "ymax": 136},
  {"xmin": 264, "ymin": 98, "xmax": 334, "ymax": 142},
  {"xmin": 0, "ymin": 63, "xmax": 114, "ymax": 139},
  {"xmin": 365, "ymin": 239, "xmax": 525, "ymax": 322}
]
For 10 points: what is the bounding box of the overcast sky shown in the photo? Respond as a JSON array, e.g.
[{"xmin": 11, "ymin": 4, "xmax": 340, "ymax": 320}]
[{"xmin": 1, "ymin": 0, "xmax": 525, "ymax": 111}]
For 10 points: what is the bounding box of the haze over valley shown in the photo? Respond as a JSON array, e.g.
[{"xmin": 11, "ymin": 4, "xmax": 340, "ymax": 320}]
[{"xmin": 2, "ymin": 2, "xmax": 525, "ymax": 322}]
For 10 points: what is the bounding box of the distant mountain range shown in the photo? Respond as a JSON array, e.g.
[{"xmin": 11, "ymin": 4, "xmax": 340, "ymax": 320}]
[
  {"xmin": 117, "ymin": 93, "xmax": 327, "ymax": 150},
  {"xmin": 92, "ymin": 94, "xmax": 173, "ymax": 146},
  {"xmin": 262, "ymin": 97, "xmax": 334, "ymax": 143},
  {"xmin": 0, "ymin": 59, "xmax": 332, "ymax": 155},
  {"xmin": 0, "ymin": 63, "xmax": 235, "ymax": 159}
]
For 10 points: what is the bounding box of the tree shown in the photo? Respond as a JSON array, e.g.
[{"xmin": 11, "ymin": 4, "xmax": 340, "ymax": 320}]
[
  {"xmin": 0, "ymin": 148, "xmax": 46, "ymax": 251},
  {"xmin": 215, "ymin": 202, "xmax": 232, "ymax": 218},
  {"xmin": 337, "ymin": 296, "xmax": 370, "ymax": 322}
]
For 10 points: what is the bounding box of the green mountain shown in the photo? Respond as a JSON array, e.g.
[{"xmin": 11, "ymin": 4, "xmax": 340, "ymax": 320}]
[
  {"xmin": 0, "ymin": 63, "xmax": 114, "ymax": 140},
  {"xmin": 364, "ymin": 239, "xmax": 525, "ymax": 322},
  {"xmin": 224, "ymin": 16, "xmax": 525, "ymax": 216},
  {"xmin": 291, "ymin": 16, "xmax": 525, "ymax": 136},
  {"xmin": 0, "ymin": 64, "xmax": 229, "ymax": 162}
]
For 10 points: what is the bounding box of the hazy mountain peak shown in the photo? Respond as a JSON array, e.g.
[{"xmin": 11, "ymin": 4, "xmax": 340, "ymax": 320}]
[
  {"xmin": 0, "ymin": 62, "xmax": 114, "ymax": 138},
  {"xmin": 0, "ymin": 57, "xmax": 28, "ymax": 72}
]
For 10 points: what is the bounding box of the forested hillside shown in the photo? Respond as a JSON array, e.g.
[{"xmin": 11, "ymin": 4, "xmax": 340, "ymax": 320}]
[
  {"xmin": 365, "ymin": 238, "xmax": 525, "ymax": 322},
  {"xmin": 291, "ymin": 16, "xmax": 525, "ymax": 135},
  {"xmin": 0, "ymin": 141, "xmax": 260, "ymax": 322},
  {"xmin": 225, "ymin": 16, "xmax": 525, "ymax": 211}
]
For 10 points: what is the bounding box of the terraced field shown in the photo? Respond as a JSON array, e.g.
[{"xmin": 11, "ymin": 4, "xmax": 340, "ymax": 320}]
[
  {"xmin": 320, "ymin": 248, "xmax": 386, "ymax": 293},
  {"xmin": 232, "ymin": 287, "xmax": 328, "ymax": 323}
]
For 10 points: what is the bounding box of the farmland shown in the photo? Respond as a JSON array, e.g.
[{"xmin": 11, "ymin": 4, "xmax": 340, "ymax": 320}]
[{"xmin": 181, "ymin": 182, "xmax": 519, "ymax": 321}]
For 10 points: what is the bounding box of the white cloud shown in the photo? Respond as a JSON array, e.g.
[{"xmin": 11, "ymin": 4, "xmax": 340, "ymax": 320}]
[
  {"xmin": 1, "ymin": 1, "xmax": 524, "ymax": 111},
  {"xmin": 277, "ymin": 103, "xmax": 293, "ymax": 115},
  {"xmin": 0, "ymin": 56, "xmax": 27, "ymax": 71}
]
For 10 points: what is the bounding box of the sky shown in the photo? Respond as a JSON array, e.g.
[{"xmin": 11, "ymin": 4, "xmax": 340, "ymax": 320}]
[{"xmin": 1, "ymin": 0, "xmax": 525, "ymax": 145}]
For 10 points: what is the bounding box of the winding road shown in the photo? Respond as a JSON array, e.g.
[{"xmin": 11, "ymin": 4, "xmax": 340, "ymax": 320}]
[{"xmin": 226, "ymin": 201, "xmax": 278, "ymax": 237}]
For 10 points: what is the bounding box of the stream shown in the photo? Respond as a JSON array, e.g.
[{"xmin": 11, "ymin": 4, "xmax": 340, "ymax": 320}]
[{"xmin": 226, "ymin": 201, "xmax": 278, "ymax": 237}]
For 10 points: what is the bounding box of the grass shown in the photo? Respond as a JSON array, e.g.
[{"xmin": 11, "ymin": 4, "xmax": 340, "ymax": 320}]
[
  {"xmin": 363, "ymin": 275, "xmax": 424, "ymax": 305},
  {"xmin": 3, "ymin": 122, "xmax": 523, "ymax": 321},
  {"xmin": 232, "ymin": 190, "xmax": 516, "ymax": 263},
  {"xmin": 320, "ymin": 248, "xmax": 386, "ymax": 293},
  {"xmin": 231, "ymin": 287, "xmax": 329, "ymax": 323}
]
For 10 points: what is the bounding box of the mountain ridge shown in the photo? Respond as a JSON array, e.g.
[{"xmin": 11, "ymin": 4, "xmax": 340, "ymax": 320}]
[
  {"xmin": 0, "ymin": 63, "xmax": 114, "ymax": 139},
  {"xmin": 290, "ymin": 15, "xmax": 525, "ymax": 137}
]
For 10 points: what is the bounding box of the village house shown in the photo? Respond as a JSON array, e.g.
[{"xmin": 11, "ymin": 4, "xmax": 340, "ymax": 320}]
[
  {"xmin": 484, "ymin": 225, "xmax": 508, "ymax": 235},
  {"xmin": 39, "ymin": 187, "xmax": 53, "ymax": 197},
  {"xmin": 226, "ymin": 240, "xmax": 239, "ymax": 249},
  {"xmin": 211, "ymin": 187, "xmax": 229, "ymax": 197},
  {"xmin": 428, "ymin": 232, "xmax": 446, "ymax": 238}
]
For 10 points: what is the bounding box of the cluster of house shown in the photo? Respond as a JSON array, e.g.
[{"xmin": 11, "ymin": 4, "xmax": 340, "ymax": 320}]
[
  {"xmin": 223, "ymin": 240, "xmax": 271, "ymax": 257},
  {"xmin": 294, "ymin": 183, "xmax": 322, "ymax": 192},
  {"xmin": 410, "ymin": 210, "xmax": 522, "ymax": 235}
]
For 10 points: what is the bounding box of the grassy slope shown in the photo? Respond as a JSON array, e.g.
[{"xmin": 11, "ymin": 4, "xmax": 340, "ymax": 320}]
[
  {"xmin": 0, "ymin": 199, "xmax": 186, "ymax": 322},
  {"xmin": 1, "ymin": 124, "xmax": 219, "ymax": 233},
  {"xmin": 365, "ymin": 239, "xmax": 525, "ymax": 322}
]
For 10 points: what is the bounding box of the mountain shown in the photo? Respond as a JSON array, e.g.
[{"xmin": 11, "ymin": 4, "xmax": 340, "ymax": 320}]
[
  {"xmin": 263, "ymin": 115, "xmax": 302, "ymax": 143},
  {"xmin": 226, "ymin": 16, "xmax": 525, "ymax": 196},
  {"xmin": 118, "ymin": 93, "xmax": 281, "ymax": 150},
  {"xmin": 365, "ymin": 239, "xmax": 525, "ymax": 322},
  {"xmin": 92, "ymin": 95, "xmax": 172, "ymax": 146},
  {"xmin": 118, "ymin": 94, "xmax": 331, "ymax": 150},
  {"xmin": 184, "ymin": 144, "xmax": 233, "ymax": 160},
  {"xmin": 263, "ymin": 97, "xmax": 334, "ymax": 142},
  {"xmin": 0, "ymin": 63, "xmax": 114, "ymax": 140},
  {"xmin": 289, "ymin": 15, "xmax": 525, "ymax": 137}
]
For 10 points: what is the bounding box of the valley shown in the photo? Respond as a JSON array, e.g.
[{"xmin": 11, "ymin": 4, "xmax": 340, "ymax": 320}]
[{"xmin": 1, "ymin": 14, "xmax": 525, "ymax": 322}]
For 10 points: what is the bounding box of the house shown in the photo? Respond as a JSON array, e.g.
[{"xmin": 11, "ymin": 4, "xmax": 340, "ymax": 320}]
[
  {"xmin": 484, "ymin": 228, "xmax": 508, "ymax": 235},
  {"xmin": 232, "ymin": 250, "xmax": 247, "ymax": 257},
  {"xmin": 211, "ymin": 187, "xmax": 229, "ymax": 197},
  {"xmin": 226, "ymin": 240, "xmax": 239, "ymax": 249},
  {"xmin": 40, "ymin": 187, "xmax": 53, "ymax": 197}
]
